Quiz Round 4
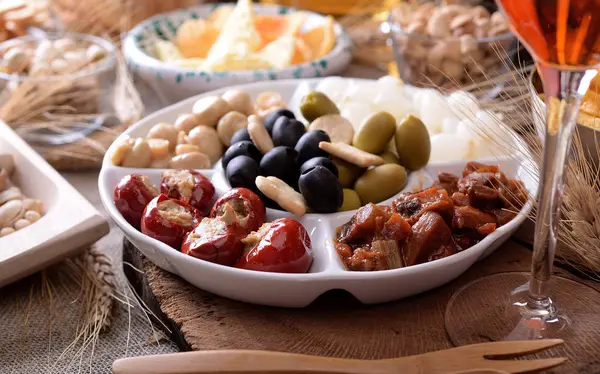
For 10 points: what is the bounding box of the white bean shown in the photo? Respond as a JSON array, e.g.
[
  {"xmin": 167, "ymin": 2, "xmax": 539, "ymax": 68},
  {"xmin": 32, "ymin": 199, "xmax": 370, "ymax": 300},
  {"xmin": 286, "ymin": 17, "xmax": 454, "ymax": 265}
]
[
  {"xmin": 221, "ymin": 90, "xmax": 255, "ymax": 116},
  {"xmin": 147, "ymin": 123, "xmax": 178, "ymax": 150},
  {"xmin": 22, "ymin": 198, "xmax": 43, "ymax": 214},
  {"xmin": 192, "ymin": 96, "xmax": 230, "ymax": 128},
  {"xmin": 170, "ymin": 152, "xmax": 211, "ymax": 169}
]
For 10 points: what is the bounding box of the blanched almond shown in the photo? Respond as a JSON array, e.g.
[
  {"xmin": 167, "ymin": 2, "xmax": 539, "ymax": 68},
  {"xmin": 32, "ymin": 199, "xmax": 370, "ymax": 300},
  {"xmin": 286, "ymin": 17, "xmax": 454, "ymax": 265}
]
[
  {"xmin": 187, "ymin": 126, "xmax": 222, "ymax": 164},
  {"xmin": 247, "ymin": 115, "xmax": 273, "ymax": 154},
  {"xmin": 221, "ymin": 90, "xmax": 254, "ymax": 116},
  {"xmin": 192, "ymin": 96, "xmax": 230, "ymax": 128},
  {"xmin": 319, "ymin": 142, "xmax": 384, "ymax": 168},
  {"xmin": 122, "ymin": 138, "xmax": 152, "ymax": 168},
  {"xmin": 170, "ymin": 152, "xmax": 211, "ymax": 169},
  {"xmin": 0, "ymin": 199, "xmax": 23, "ymax": 228},
  {"xmin": 148, "ymin": 138, "xmax": 170, "ymax": 160},
  {"xmin": 217, "ymin": 111, "xmax": 248, "ymax": 146},
  {"xmin": 175, "ymin": 144, "xmax": 202, "ymax": 155},
  {"xmin": 174, "ymin": 113, "xmax": 201, "ymax": 134},
  {"xmin": 110, "ymin": 137, "xmax": 135, "ymax": 166},
  {"xmin": 147, "ymin": 123, "xmax": 178, "ymax": 151},
  {"xmin": 255, "ymin": 176, "xmax": 306, "ymax": 216}
]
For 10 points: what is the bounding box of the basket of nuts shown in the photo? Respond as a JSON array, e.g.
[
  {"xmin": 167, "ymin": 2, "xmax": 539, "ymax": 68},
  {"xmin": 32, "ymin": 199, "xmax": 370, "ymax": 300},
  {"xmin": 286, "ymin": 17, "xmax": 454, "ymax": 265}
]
[{"xmin": 387, "ymin": 0, "xmax": 516, "ymax": 90}]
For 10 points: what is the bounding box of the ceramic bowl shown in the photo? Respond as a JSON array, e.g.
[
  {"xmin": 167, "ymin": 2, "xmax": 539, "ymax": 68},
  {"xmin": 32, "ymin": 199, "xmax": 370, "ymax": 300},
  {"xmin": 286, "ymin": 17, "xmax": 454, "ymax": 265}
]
[
  {"xmin": 99, "ymin": 78, "xmax": 536, "ymax": 308},
  {"xmin": 123, "ymin": 3, "xmax": 353, "ymax": 103}
]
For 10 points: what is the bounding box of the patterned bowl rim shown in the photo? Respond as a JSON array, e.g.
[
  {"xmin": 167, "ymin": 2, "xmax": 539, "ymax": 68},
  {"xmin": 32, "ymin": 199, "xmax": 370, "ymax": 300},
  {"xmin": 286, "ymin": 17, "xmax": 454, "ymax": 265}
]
[{"xmin": 123, "ymin": 3, "xmax": 353, "ymax": 77}]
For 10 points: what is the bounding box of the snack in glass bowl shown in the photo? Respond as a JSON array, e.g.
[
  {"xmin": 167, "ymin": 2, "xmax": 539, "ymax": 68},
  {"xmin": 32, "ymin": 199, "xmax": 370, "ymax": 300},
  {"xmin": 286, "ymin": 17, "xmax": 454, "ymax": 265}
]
[{"xmin": 387, "ymin": 0, "xmax": 515, "ymax": 89}]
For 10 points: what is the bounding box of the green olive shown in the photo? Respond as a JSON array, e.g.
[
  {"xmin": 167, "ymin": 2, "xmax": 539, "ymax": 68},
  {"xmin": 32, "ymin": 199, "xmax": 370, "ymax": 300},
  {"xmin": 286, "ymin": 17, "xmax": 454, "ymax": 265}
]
[
  {"xmin": 332, "ymin": 157, "xmax": 364, "ymax": 188},
  {"xmin": 352, "ymin": 111, "xmax": 397, "ymax": 154},
  {"xmin": 379, "ymin": 150, "xmax": 400, "ymax": 165},
  {"xmin": 394, "ymin": 114, "xmax": 431, "ymax": 170},
  {"xmin": 354, "ymin": 164, "xmax": 407, "ymax": 204},
  {"xmin": 300, "ymin": 91, "xmax": 340, "ymax": 122},
  {"xmin": 338, "ymin": 189, "xmax": 362, "ymax": 212}
]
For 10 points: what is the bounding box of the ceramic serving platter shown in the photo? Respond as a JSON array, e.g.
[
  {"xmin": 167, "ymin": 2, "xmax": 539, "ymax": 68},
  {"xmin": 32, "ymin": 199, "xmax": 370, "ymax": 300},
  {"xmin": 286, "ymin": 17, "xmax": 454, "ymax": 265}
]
[
  {"xmin": 0, "ymin": 122, "xmax": 109, "ymax": 287},
  {"xmin": 98, "ymin": 79, "xmax": 536, "ymax": 308},
  {"xmin": 123, "ymin": 4, "xmax": 353, "ymax": 102}
]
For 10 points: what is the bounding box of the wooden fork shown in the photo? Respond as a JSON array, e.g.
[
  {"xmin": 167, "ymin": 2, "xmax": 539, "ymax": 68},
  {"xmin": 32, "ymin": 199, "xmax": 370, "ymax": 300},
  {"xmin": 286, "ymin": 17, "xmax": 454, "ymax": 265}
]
[{"xmin": 112, "ymin": 339, "xmax": 566, "ymax": 374}]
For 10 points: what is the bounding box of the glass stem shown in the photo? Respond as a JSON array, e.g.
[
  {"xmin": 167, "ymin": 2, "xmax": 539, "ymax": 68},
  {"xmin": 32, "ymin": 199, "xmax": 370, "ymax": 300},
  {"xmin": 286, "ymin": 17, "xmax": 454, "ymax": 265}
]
[{"xmin": 529, "ymin": 64, "xmax": 597, "ymax": 304}]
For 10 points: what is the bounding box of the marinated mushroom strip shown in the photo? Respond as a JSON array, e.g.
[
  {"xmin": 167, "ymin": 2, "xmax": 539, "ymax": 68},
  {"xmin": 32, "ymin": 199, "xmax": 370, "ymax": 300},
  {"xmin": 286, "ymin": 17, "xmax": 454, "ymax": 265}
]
[
  {"xmin": 476, "ymin": 222, "xmax": 497, "ymax": 237},
  {"xmin": 402, "ymin": 211, "xmax": 453, "ymax": 267},
  {"xmin": 462, "ymin": 161, "xmax": 500, "ymax": 176},
  {"xmin": 466, "ymin": 183, "xmax": 502, "ymax": 210},
  {"xmin": 392, "ymin": 187, "xmax": 454, "ymax": 224},
  {"xmin": 318, "ymin": 141, "xmax": 384, "ymax": 168},
  {"xmin": 371, "ymin": 240, "xmax": 404, "ymax": 269},
  {"xmin": 380, "ymin": 214, "xmax": 412, "ymax": 242},
  {"xmin": 344, "ymin": 246, "xmax": 392, "ymax": 271},
  {"xmin": 428, "ymin": 242, "xmax": 459, "ymax": 262},
  {"xmin": 336, "ymin": 203, "xmax": 392, "ymax": 244},
  {"xmin": 452, "ymin": 205, "xmax": 496, "ymax": 230},
  {"xmin": 432, "ymin": 172, "xmax": 459, "ymax": 195}
]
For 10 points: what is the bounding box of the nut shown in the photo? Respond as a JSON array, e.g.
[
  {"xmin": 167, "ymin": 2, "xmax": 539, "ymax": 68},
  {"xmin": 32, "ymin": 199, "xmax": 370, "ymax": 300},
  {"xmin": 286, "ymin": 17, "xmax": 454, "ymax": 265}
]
[
  {"xmin": 121, "ymin": 138, "xmax": 152, "ymax": 168},
  {"xmin": 175, "ymin": 144, "xmax": 202, "ymax": 155},
  {"xmin": 247, "ymin": 115, "xmax": 274, "ymax": 154},
  {"xmin": 318, "ymin": 141, "xmax": 384, "ymax": 168},
  {"xmin": 221, "ymin": 89, "xmax": 254, "ymax": 115},
  {"xmin": 255, "ymin": 176, "xmax": 306, "ymax": 216},
  {"xmin": 148, "ymin": 138, "xmax": 170, "ymax": 160},
  {"xmin": 147, "ymin": 123, "xmax": 178, "ymax": 151},
  {"xmin": 149, "ymin": 158, "xmax": 171, "ymax": 168},
  {"xmin": 13, "ymin": 218, "xmax": 30, "ymax": 230},
  {"xmin": 0, "ymin": 199, "xmax": 24, "ymax": 228},
  {"xmin": 170, "ymin": 152, "xmax": 211, "ymax": 169},
  {"xmin": 192, "ymin": 96, "xmax": 230, "ymax": 128},
  {"xmin": 187, "ymin": 126, "xmax": 223, "ymax": 164},
  {"xmin": 174, "ymin": 113, "xmax": 201, "ymax": 134},
  {"xmin": 256, "ymin": 91, "xmax": 284, "ymax": 111},
  {"xmin": 217, "ymin": 111, "xmax": 248, "ymax": 146},
  {"xmin": 0, "ymin": 227, "xmax": 15, "ymax": 237},
  {"xmin": 22, "ymin": 198, "xmax": 43, "ymax": 214},
  {"xmin": 0, "ymin": 154, "xmax": 15, "ymax": 174},
  {"xmin": 0, "ymin": 186, "xmax": 22, "ymax": 205},
  {"xmin": 24, "ymin": 210, "xmax": 40, "ymax": 223}
]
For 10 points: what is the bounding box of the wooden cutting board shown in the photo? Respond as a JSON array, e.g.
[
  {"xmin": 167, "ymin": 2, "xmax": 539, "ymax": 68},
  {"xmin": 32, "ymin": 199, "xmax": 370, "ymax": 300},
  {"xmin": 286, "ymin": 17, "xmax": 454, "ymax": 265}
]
[{"xmin": 122, "ymin": 224, "xmax": 600, "ymax": 374}]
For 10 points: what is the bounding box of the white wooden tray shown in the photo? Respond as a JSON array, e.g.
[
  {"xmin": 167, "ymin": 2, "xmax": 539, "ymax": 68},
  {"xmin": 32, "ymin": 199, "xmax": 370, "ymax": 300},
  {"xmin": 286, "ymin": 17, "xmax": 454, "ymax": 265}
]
[{"xmin": 0, "ymin": 122, "xmax": 109, "ymax": 287}]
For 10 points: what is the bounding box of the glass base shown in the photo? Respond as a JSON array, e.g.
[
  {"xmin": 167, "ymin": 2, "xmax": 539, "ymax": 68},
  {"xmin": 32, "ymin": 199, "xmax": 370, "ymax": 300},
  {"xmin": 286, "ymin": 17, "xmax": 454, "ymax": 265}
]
[{"xmin": 445, "ymin": 272, "xmax": 600, "ymax": 349}]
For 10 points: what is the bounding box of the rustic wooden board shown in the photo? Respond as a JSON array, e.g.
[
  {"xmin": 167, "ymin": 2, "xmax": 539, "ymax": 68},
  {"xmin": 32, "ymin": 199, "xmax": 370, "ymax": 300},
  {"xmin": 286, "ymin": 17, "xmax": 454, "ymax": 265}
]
[{"xmin": 122, "ymin": 227, "xmax": 600, "ymax": 374}]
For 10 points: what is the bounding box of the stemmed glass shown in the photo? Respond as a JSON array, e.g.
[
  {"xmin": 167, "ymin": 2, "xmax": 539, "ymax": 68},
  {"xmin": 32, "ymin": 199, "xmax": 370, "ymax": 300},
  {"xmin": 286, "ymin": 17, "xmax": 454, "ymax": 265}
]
[{"xmin": 445, "ymin": 0, "xmax": 600, "ymax": 346}]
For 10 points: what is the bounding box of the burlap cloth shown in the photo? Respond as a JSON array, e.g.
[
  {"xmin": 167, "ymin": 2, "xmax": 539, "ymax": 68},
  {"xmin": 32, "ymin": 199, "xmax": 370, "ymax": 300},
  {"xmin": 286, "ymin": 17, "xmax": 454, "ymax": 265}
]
[{"xmin": 0, "ymin": 66, "xmax": 383, "ymax": 374}]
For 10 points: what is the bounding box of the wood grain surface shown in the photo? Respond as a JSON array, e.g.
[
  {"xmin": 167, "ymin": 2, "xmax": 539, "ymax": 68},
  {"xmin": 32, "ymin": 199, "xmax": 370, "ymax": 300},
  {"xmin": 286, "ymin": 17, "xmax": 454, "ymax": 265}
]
[{"xmin": 123, "ymin": 218, "xmax": 600, "ymax": 374}]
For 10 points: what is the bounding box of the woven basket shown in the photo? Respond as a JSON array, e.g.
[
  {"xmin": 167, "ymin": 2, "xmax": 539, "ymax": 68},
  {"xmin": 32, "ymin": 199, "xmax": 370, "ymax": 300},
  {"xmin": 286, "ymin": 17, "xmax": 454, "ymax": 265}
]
[{"xmin": 52, "ymin": 0, "xmax": 211, "ymax": 35}]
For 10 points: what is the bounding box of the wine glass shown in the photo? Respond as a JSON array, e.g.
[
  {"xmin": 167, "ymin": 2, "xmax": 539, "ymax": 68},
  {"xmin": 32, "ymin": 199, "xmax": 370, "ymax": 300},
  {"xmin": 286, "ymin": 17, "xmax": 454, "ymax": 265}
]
[{"xmin": 445, "ymin": 0, "xmax": 600, "ymax": 347}]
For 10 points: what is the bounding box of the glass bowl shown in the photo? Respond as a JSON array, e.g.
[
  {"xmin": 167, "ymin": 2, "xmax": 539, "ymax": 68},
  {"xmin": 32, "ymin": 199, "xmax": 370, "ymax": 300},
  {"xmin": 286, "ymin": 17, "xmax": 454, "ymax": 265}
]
[
  {"xmin": 0, "ymin": 32, "xmax": 118, "ymax": 146},
  {"xmin": 386, "ymin": 0, "xmax": 516, "ymax": 90}
]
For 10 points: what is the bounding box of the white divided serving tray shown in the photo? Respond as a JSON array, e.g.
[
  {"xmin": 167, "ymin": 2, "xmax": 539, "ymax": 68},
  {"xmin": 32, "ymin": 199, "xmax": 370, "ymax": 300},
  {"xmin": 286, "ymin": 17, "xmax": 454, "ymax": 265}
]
[
  {"xmin": 98, "ymin": 79, "xmax": 536, "ymax": 308},
  {"xmin": 0, "ymin": 122, "xmax": 109, "ymax": 287}
]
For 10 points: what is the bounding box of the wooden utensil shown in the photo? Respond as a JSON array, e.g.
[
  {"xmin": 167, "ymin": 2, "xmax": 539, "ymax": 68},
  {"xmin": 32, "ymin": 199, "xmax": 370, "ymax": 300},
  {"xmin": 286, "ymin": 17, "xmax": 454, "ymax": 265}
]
[{"xmin": 112, "ymin": 339, "xmax": 566, "ymax": 374}]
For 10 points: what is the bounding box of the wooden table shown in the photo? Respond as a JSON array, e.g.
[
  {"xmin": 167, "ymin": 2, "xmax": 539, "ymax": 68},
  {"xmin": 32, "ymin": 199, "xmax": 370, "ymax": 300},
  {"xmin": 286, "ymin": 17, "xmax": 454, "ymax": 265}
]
[{"xmin": 123, "ymin": 219, "xmax": 600, "ymax": 374}]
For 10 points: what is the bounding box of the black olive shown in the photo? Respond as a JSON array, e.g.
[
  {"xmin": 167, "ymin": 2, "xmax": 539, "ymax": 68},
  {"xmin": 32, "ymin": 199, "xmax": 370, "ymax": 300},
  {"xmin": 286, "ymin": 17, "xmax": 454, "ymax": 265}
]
[
  {"xmin": 226, "ymin": 155, "xmax": 260, "ymax": 192},
  {"xmin": 264, "ymin": 108, "xmax": 295, "ymax": 135},
  {"xmin": 300, "ymin": 157, "xmax": 338, "ymax": 178},
  {"xmin": 230, "ymin": 128, "xmax": 251, "ymax": 145},
  {"xmin": 259, "ymin": 146, "xmax": 299, "ymax": 188},
  {"xmin": 294, "ymin": 130, "xmax": 330, "ymax": 164},
  {"xmin": 271, "ymin": 117, "xmax": 306, "ymax": 148},
  {"xmin": 221, "ymin": 140, "xmax": 261, "ymax": 169},
  {"xmin": 299, "ymin": 165, "xmax": 343, "ymax": 213}
]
